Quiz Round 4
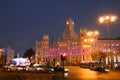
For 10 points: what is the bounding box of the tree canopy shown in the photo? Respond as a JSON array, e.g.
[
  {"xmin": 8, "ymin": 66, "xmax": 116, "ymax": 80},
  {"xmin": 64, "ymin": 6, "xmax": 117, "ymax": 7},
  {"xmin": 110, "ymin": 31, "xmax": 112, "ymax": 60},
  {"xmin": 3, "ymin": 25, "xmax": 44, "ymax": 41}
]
[
  {"xmin": 91, "ymin": 51, "xmax": 106, "ymax": 62},
  {"xmin": 23, "ymin": 48, "xmax": 34, "ymax": 59}
]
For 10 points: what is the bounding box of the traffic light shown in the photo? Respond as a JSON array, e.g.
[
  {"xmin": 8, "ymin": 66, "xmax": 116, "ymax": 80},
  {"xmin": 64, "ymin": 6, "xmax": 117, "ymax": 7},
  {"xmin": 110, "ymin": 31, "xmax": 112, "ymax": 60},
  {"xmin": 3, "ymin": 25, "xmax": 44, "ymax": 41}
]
[{"xmin": 61, "ymin": 53, "xmax": 67, "ymax": 61}]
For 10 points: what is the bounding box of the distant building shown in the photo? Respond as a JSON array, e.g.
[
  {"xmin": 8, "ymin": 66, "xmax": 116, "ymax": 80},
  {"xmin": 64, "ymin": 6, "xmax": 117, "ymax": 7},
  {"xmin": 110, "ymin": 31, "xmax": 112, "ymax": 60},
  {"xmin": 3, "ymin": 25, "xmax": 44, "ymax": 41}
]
[
  {"xmin": 0, "ymin": 48, "xmax": 14, "ymax": 65},
  {"xmin": 6, "ymin": 47, "xmax": 14, "ymax": 64},
  {"xmin": 0, "ymin": 48, "xmax": 8, "ymax": 65},
  {"xmin": 0, "ymin": 48, "xmax": 5, "ymax": 65}
]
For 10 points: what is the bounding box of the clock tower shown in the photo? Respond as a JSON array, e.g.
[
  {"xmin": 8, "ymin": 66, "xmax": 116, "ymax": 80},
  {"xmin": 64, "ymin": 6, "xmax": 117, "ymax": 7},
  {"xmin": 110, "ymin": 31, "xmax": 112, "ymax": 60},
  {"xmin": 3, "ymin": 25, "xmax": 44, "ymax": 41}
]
[{"xmin": 62, "ymin": 17, "xmax": 78, "ymax": 40}]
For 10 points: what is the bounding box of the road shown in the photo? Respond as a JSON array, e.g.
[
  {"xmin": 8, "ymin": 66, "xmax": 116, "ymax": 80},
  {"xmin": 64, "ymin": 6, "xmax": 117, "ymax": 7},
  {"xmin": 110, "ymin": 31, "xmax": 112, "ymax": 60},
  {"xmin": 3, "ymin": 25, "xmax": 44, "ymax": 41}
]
[
  {"xmin": 0, "ymin": 66, "xmax": 120, "ymax": 80},
  {"xmin": 64, "ymin": 66, "xmax": 120, "ymax": 80}
]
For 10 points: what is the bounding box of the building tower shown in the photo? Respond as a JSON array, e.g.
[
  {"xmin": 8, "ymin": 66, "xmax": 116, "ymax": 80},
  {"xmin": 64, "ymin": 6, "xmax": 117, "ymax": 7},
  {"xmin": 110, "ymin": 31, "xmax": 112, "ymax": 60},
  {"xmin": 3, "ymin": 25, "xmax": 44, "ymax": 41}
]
[
  {"xmin": 42, "ymin": 34, "xmax": 49, "ymax": 48},
  {"xmin": 35, "ymin": 34, "xmax": 49, "ymax": 63},
  {"xmin": 62, "ymin": 17, "xmax": 78, "ymax": 40},
  {"xmin": 80, "ymin": 28, "xmax": 99, "ymax": 62}
]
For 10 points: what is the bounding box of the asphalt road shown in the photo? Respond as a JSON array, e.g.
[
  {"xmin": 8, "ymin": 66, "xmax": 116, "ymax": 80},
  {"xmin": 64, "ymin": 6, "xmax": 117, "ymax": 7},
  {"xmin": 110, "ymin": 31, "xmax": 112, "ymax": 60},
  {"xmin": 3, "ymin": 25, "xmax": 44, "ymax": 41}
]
[
  {"xmin": 0, "ymin": 69, "xmax": 65, "ymax": 80},
  {"xmin": 1, "ymin": 66, "xmax": 120, "ymax": 80},
  {"xmin": 64, "ymin": 66, "xmax": 120, "ymax": 80}
]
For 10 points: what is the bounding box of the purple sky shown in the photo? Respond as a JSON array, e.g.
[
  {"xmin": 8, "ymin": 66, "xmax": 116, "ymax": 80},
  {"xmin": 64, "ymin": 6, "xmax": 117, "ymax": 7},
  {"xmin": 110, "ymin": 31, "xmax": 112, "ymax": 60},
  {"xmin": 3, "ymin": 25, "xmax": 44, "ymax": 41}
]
[{"xmin": 0, "ymin": 0, "xmax": 120, "ymax": 55}]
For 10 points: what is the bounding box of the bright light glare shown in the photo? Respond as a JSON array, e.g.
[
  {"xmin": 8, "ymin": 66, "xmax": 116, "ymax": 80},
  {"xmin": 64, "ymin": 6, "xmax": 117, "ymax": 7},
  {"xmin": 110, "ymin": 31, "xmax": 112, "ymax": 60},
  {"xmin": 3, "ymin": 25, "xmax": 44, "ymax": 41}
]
[
  {"xmin": 99, "ymin": 15, "xmax": 117, "ymax": 23},
  {"xmin": 66, "ymin": 21, "xmax": 69, "ymax": 24},
  {"xmin": 94, "ymin": 31, "xmax": 99, "ymax": 35},
  {"xmin": 111, "ymin": 16, "xmax": 117, "ymax": 22},
  {"xmin": 62, "ymin": 52, "xmax": 66, "ymax": 56},
  {"xmin": 99, "ymin": 17, "xmax": 104, "ymax": 23},
  {"xmin": 90, "ymin": 39, "xmax": 94, "ymax": 42},
  {"xmin": 106, "ymin": 16, "xmax": 110, "ymax": 20},
  {"xmin": 84, "ymin": 39, "xmax": 87, "ymax": 42},
  {"xmin": 87, "ymin": 32, "xmax": 92, "ymax": 36},
  {"xmin": 0, "ymin": 49, "xmax": 3, "ymax": 52}
]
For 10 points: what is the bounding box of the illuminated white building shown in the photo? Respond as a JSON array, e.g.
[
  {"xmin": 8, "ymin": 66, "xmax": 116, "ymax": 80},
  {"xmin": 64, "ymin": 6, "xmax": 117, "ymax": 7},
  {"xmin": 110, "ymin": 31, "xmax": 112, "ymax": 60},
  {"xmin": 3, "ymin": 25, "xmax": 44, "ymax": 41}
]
[{"xmin": 13, "ymin": 58, "xmax": 30, "ymax": 66}]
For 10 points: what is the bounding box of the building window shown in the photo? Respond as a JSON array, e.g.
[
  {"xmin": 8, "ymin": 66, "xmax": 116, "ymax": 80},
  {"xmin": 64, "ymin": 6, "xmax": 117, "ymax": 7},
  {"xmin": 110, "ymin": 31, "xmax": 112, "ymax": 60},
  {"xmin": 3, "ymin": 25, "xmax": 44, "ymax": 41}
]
[
  {"xmin": 116, "ymin": 44, "xmax": 119, "ymax": 46},
  {"xmin": 107, "ymin": 44, "xmax": 110, "ymax": 46},
  {"xmin": 112, "ymin": 44, "xmax": 114, "ymax": 46},
  {"xmin": 104, "ymin": 44, "xmax": 106, "ymax": 46}
]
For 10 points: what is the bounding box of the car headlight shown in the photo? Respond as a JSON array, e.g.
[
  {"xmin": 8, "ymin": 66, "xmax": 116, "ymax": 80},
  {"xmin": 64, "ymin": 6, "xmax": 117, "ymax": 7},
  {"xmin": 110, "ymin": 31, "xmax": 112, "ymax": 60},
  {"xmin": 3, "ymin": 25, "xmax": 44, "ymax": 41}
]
[
  {"xmin": 64, "ymin": 69, "xmax": 69, "ymax": 71},
  {"xmin": 51, "ymin": 69, "xmax": 54, "ymax": 71}
]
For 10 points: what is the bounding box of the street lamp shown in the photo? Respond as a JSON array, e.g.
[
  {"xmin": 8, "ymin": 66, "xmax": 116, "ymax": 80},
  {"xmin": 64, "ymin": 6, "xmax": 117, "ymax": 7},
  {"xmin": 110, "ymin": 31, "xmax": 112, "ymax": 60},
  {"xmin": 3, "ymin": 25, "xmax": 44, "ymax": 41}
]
[{"xmin": 99, "ymin": 15, "xmax": 117, "ymax": 68}]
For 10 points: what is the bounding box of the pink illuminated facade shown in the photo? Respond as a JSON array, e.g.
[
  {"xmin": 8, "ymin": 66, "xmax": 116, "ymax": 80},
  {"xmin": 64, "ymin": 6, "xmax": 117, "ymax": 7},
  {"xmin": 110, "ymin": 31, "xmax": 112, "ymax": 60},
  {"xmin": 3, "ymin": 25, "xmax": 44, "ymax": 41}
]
[
  {"xmin": 98, "ymin": 39, "xmax": 120, "ymax": 65},
  {"xmin": 35, "ymin": 17, "xmax": 120, "ymax": 66}
]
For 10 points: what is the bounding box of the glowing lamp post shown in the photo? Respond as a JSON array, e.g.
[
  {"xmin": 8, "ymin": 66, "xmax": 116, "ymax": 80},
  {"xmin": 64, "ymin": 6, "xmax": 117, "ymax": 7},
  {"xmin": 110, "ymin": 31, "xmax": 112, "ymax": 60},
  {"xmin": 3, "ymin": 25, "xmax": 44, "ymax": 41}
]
[
  {"xmin": 99, "ymin": 15, "xmax": 117, "ymax": 43},
  {"xmin": 99, "ymin": 15, "xmax": 117, "ymax": 68}
]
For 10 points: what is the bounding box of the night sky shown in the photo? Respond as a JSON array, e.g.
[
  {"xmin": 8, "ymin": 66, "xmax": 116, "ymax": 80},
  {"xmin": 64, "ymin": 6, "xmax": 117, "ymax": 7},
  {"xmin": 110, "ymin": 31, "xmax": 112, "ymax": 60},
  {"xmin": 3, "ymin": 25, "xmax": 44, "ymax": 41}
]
[{"xmin": 0, "ymin": 0, "xmax": 120, "ymax": 55}]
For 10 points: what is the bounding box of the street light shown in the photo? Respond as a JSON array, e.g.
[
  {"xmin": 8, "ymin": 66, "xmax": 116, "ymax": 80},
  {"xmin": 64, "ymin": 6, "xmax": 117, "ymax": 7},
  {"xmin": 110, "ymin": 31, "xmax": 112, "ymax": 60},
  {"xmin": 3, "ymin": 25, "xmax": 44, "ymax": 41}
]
[{"xmin": 98, "ymin": 15, "xmax": 117, "ymax": 68}]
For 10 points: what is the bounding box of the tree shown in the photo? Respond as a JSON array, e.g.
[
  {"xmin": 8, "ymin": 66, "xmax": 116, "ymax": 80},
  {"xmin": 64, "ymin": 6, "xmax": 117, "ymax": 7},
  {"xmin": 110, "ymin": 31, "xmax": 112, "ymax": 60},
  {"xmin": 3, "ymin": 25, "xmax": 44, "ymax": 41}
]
[
  {"xmin": 91, "ymin": 51, "xmax": 106, "ymax": 63},
  {"xmin": 23, "ymin": 48, "xmax": 34, "ymax": 59}
]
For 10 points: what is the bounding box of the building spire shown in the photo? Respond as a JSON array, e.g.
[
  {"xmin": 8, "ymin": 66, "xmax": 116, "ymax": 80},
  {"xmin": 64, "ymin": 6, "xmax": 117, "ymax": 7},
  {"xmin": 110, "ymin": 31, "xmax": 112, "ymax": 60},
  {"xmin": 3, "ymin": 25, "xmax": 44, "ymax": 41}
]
[{"xmin": 62, "ymin": 17, "xmax": 78, "ymax": 40}]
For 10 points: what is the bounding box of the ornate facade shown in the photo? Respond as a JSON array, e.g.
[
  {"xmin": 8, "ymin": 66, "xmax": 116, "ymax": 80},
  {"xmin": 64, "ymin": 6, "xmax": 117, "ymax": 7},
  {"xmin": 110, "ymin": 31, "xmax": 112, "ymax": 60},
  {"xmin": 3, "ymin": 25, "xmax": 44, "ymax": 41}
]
[
  {"xmin": 35, "ymin": 17, "xmax": 120, "ymax": 66},
  {"xmin": 35, "ymin": 34, "xmax": 49, "ymax": 64},
  {"xmin": 98, "ymin": 39, "xmax": 120, "ymax": 65}
]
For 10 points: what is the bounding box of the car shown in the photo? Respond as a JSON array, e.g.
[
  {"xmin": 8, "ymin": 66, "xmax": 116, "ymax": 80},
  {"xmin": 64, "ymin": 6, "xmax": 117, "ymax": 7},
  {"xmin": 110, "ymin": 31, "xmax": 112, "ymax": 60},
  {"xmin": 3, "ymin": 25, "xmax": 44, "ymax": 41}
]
[
  {"xmin": 45, "ymin": 65, "xmax": 54, "ymax": 73},
  {"xmin": 90, "ymin": 65, "xmax": 110, "ymax": 73},
  {"xmin": 16, "ymin": 66, "xmax": 26, "ymax": 71},
  {"xmin": 35, "ymin": 65, "xmax": 45, "ymax": 72},
  {"xmin": 94, "ymin": 67, "xmax": 110, "ymax": 72},
  {"xmin": 54, "ymin": 66, "xmax": 63, "ymax": 72},
  {"xmin": 35, "ymin": 65, "xmax": 54, "ymax": 73},
  {"xmin": 6, "ymin": 66, "xmax": 17, "ymax": 71},
  {"xmin": 54, "ymin": 66, "xmax": 69, "ymax": 72},
  {"xmin": 26, "ymin": 66, "xmax": 36, "ymax": 71}
]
